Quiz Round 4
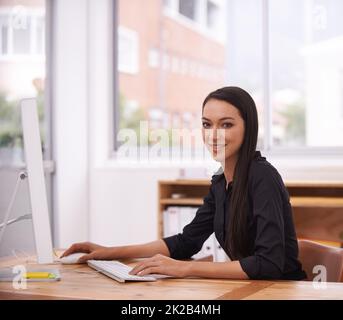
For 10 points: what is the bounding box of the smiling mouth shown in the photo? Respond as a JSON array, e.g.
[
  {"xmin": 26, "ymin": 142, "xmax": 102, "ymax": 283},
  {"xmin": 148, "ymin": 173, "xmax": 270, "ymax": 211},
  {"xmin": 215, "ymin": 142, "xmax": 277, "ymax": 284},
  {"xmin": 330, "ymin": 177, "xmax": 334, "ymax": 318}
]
[{"xmin": 208, "ymin": 144, "xmax": 227, "ymax": 148}]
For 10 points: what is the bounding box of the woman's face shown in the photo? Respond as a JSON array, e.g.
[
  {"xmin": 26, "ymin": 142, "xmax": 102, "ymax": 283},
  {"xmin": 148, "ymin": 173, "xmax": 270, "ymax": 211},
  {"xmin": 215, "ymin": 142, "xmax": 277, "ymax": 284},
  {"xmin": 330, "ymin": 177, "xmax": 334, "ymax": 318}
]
[{"xmin": 202, "ymin": 99, "xmax": 245, "ymax": 163}]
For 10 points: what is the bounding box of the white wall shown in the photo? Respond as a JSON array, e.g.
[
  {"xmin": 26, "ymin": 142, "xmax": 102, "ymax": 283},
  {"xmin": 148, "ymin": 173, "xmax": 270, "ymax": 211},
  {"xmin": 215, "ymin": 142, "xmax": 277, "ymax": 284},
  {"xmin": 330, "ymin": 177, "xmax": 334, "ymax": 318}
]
[
  {"xmin": 89, "ymin": 167, "xmax": 179, "ymax": 246},
  {"xmin": 52, "ymin": 0, "xmax": 89, "ymax": 247}
]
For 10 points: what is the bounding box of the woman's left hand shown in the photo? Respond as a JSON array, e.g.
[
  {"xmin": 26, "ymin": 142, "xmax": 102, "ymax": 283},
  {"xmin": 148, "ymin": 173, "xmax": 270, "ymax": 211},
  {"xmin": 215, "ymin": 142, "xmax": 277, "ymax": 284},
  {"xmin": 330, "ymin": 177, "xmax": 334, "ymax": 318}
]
[{"xmin": 129, "ymin": 254, "xmax": 190, "ymax": 278}]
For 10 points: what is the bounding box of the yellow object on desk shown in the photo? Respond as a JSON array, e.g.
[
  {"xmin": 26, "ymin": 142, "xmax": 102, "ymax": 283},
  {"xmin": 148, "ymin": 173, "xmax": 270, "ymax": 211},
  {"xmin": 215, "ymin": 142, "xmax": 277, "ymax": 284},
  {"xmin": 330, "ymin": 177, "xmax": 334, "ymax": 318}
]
[{"xmin": 24, "ymin": 272, "xmax": 56, "ymax": 279}]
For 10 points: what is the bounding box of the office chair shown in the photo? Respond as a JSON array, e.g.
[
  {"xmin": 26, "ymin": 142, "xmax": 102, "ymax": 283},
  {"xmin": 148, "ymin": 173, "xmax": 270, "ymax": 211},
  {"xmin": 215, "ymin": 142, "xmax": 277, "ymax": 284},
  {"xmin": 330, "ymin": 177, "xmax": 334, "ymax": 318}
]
[{"xmin": 298, "ymin": 239, "xmax": 343, "ymax": 282}]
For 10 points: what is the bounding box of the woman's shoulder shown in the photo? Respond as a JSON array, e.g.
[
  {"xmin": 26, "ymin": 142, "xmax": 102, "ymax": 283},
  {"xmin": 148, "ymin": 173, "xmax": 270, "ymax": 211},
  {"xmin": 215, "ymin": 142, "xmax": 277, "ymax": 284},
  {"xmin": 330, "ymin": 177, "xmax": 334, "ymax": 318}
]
[
  {"xmin": 209, "ymin": 167, "xmax": 225, "ymax": 185},
  {"xmin": 249, "ymin": 151, "xmax": 285, "ymax": 188},
  {"xmin": 211, "ymin": 171, "xmax": 225, "ymax": 183},
  {"xmin": 208, "ymin": 151, "xmax": 286, "ymax": 188},
  {"xmin": 248, "ymin": 152, "xmax": 290, "ymax": 209}
]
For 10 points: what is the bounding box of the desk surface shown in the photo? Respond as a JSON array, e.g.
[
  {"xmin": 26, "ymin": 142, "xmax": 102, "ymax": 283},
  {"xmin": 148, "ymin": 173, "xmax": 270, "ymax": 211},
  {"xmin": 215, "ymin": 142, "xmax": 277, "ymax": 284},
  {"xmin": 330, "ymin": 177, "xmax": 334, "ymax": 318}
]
[{"xmin": 1, "ymin": 254, "xmax": 343, "ymax": 300}]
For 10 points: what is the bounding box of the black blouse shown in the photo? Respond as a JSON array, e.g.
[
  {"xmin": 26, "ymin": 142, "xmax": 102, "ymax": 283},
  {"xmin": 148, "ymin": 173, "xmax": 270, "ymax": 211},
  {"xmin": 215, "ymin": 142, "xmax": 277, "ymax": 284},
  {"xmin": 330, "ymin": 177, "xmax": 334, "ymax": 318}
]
[{"xmin": 163, "ymin": 151, "xmax": 307, "ymax": 280}]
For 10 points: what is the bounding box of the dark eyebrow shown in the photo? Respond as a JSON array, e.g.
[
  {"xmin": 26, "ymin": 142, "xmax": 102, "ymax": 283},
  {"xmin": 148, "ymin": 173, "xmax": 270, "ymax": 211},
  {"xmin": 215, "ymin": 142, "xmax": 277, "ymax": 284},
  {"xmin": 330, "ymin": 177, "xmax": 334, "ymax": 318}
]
[{"xmin": 202, "ymin": 117, "xmax": 235, "ymax": 121}]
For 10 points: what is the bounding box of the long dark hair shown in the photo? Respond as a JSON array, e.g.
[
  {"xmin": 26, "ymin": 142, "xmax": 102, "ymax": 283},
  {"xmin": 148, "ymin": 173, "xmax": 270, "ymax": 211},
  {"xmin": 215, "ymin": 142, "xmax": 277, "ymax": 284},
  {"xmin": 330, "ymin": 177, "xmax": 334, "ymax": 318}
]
[{"xmin": 202, "ymin": 86, "xmax": 258, "ymax": 260}]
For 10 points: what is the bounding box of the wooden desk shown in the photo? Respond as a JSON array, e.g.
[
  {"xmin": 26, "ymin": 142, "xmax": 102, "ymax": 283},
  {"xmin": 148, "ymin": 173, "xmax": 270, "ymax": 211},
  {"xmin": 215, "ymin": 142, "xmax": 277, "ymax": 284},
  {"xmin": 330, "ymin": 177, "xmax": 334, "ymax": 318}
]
[{"xmin": 1, "ymin": 254, "xmax": 343, "ymax": 300}]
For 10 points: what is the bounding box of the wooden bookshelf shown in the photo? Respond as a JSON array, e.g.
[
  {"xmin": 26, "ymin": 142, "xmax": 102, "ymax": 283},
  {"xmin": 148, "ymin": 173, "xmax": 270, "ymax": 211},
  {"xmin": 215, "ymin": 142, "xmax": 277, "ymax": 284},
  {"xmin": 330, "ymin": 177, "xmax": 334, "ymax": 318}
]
[{"xmin": 158, "ymin": 179, "xmax": 343, "ymax": 246}]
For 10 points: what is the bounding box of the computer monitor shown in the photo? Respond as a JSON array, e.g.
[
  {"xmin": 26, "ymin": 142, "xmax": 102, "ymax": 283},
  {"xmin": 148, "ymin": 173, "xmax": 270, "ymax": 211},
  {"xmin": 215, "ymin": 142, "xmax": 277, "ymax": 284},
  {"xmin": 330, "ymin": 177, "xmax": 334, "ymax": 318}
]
[{"xmin": 20, "ymin": 98, "xmax": 54, "ymax": 264}]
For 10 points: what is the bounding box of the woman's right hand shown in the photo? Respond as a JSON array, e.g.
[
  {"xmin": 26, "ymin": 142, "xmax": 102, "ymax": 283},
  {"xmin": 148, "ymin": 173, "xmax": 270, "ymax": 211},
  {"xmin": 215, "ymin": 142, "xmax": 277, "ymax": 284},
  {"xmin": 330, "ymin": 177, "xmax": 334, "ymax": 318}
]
[{"xmin": 60, "ymin": 242, "xmax": 115, "ymax": 263}]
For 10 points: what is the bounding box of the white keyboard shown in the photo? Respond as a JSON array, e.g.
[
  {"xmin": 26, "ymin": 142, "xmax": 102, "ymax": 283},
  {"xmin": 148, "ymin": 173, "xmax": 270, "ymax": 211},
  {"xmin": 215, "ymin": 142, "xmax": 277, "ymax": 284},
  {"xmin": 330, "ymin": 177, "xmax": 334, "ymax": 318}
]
[{"xmin": 87, "ymin": 260, "xmax": 158, "ymax": 283}]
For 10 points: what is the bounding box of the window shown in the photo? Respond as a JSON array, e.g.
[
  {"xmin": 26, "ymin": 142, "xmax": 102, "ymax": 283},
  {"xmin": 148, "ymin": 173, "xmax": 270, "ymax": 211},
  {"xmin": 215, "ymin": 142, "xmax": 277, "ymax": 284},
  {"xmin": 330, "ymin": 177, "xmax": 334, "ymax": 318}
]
[
  {"xmin": 116, "ymin": 0, "xmax": 228, "ymax": 160},
  {"xmin": 162, "ymin": 0, "xmax": 225, "ymax": 42},
  {"xmin": 218, "ymin": 0, "xmax": 343, "ymax": 150},
  {"xmin": 0, "ymin": 16, "xmax": 9, "ymax": 54},
  {"xmin": 118, "ymin": 26, "xmax": 139, "ymax": 74},
  {"xmin": 269, "ymin": 0, "xmax": 343, "ymax": 147},
  {"xmin": 207, "ymin": 1, "xmax": 219, "ymax": 29},
  {"xmin": 0, "ymin": 0, "xmax": 52, "ymax": 257},
  {"xmin": 12, "ymin": 18, "xmax": 31, "ymax": 54},
  {"xmin": 114, "ymin": 0, "xmax": 343, "ymax": 161},
  {"xmin": 0, "ymin": 1, "xmax": 47, "ymax": 167},
  {"xmin": 35, "ymin": 16, "xmax": 45, "ymax": 54},
  {"xmin": 0, "ymin": 9, "xmax": 45, "ymax": 58},
  {"xmin": 179, "ymin": 0, "xmax": 196, "ymax": 20}
]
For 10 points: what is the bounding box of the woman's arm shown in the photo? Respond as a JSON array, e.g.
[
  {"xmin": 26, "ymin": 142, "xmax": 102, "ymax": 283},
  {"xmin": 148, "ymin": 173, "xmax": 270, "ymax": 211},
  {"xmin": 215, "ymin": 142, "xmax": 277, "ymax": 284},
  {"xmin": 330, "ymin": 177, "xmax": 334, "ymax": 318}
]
[
  {"xmin": 110, "ymin": 239, "xmax": 171, "ymax": 259},
  {"xmin": 61, "ymin": 239, "xmax": 171, "ymax": 263},
  {"xmin": 129, "ymin": 254, "xmax": 249, "ymax": 280},
  {"xmin": 187, "ymin": 260, "xmax": 249, "ymax": 279}
]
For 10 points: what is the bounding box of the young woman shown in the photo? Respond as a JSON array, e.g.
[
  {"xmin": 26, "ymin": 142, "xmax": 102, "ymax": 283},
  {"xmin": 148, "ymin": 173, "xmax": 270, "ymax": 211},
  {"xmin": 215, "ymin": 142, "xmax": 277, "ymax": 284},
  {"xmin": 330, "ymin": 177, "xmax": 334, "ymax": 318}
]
[{"xmin": 62, "ymin": 86, "xmax": 307, "ymax": 280}]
